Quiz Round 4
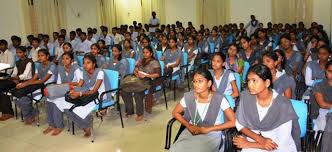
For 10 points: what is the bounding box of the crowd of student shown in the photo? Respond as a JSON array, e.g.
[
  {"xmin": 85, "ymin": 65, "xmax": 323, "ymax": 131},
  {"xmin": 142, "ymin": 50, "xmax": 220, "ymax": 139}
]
[{"xmin": 0, "ymin": 13, "xmax": 331, "ymax": 151}]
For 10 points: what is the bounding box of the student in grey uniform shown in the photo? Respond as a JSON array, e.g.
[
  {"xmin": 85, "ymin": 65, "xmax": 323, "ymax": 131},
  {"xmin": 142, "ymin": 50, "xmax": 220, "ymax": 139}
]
[
  {"xmin": 263, "ymin": 51, "xmax": 296, "ymax": 99},
  {"xmin": 58, "ymin": 42, "xmax": 79, "ymax": 66},
  {"xmin": 304, "ymin": 45, "xmax": 330, "ymax": 87},
  {"xmin": 12, "ymin": 49, "xmax": 57, "ymax": 125},
  {"xmin": 233, "ymin": 64, "xmax": 301, "ymax": 152},
  {"xmin": 210, "ymin": 52, "xmax": 239, "ymax": 98},
  {"xmin": 107, "ymin": 44, "xmax": 128, "ymax": 79},
  {"xmin": 161, "ymin": 37, "xmax": 182, "ymax": 77},
  {"xmin": 317, "ymin": 61, "xmax": 332, "ymax": 152},
  {"xmin": 43, "ymin": 52, "xmax": 81, "ymax": 136},
  {"xmin": 282, "ymin": 34, "xmax": 304, "ymax": 79},
  {"xmin": 122, "ymin": 39, "xmax": 135, "ymax": 59},
  {"xmin": 90, "ymin": 43, "xmax": 107, "ymax": 68},
  {"xmin": 239, "ymin": 36, "xmax": 261, "ymax": 65},
  {"xmin": 207, "ymin": 29, "xmax": 221, "ymax": 54},
  {"xmin": 65, "ymin": 54, "xmax": 106, "ymax": 137},
  {"xmin": 170, "ymin": 68, "xmax": 235, "ymax": 152},
  {"xmin": 156, "ymin": 34, "xmax": 170, "ymax": 52}
]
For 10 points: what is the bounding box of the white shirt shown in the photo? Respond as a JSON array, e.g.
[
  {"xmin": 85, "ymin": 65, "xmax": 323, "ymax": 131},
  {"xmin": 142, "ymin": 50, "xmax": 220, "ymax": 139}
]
[
  {"xmin": 100, "ymin": 35, "xmax": 114, "ymax": 46},
  {"xmin": 111, "ymin": 33, "xmax": 124, "ymax": 45},
  {"xmin": 55, "ymin": 44, "xmax": 64, "ymax": 60},
  {"xmin": 149, "ymin": 17, "xmax": 160, "ymax": 33},
  {"xmin": 180, "ymin": 96, "xmax": 230, "ymax": 125},
  {"xmin": 0, "ymin": 49, "xmax": 15, "ymax": 67},
  {"xmin": 56, "ymin": 68, "xmax": 82, "ymax": 84},
  {"xmin": 35, "ymin": 64, "xmax": 56, "ymax": 84},
  {"xmin": 213, "ymin": 71, "xmax": 236, "ymax": 95},
  {"xmin": 11, "ymin": 62, "xmax": 32, "ymax": 80},
  {"xmin": 236, "ymin": 91, "xmax": 297, "ymax": 152},
  {"xmin": 304, "ymin": 60, "xmax": 319, "ymax": 87},
  {"xmin": 29, "ymin": 47, "xmax": 41, "ymax": 62},
  {"xmin": 77, "ymin": 39, "xmax": 93, "ymax": 53}
]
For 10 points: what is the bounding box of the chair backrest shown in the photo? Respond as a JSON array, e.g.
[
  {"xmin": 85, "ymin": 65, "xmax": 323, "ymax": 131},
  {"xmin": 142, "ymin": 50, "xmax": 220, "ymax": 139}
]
[
  {"xmin": 329, "ymin": 108, "xmax": 332, "ymax": 113},
  {"xmin": 182, "ymin": 52, "xmax": 188, "ymax": 66},
  {"xmin": 156, "ymin": 50, "xmax": 163, "ymax": 61},
  {"xmin": 105, "ymin": 57, "xmax": 110, "ymax": 62},
  {"xmin": 104, "ymin": 69, "xmax": 119, "ymax": 92},
  {"xmin": 233, "ymin": 72, "xmax": 241, "ymax": 92},
  {"xmin": 126, "ymin": 58, "xmax": 136, "ymax": 74},
  {"xmin": 220, "ymin": 95, "xmax": 235, "ymax": 123},
  {"xmin": 208, "ymin": 42, "xmax": 215, "ymax": 54},
  {"xmin": 77, "ymin": 56, "xmax": 84, "ymax": 67},
  {"xmin": 34, "ymin": 62, "xmax": 40, "ymax": 71},
  {"xmin": 159, "ymin": 61, "xmax": 165, "ymax": 76},
  {"xmin": 242, "ymin": 61, "xmax": 250, "ymax": 81},
  {"xmin": 290, "ymin": 99, "xmax": 308, "ymax": 138}
]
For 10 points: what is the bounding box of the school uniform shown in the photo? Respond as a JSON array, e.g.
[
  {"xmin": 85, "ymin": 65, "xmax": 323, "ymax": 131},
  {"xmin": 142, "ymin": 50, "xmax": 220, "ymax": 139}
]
[
  {"xmin": 182, "ymin": 44, "xmax": 198, "ymax": 70},
  {"xmin": 77, "ymin": 39, "xmax": 93, "ymax": 54},
  {"xmin": 225, "ymin": 57, "xmax": 244, "ymax": 74},
  {"xmin": 169, "ymin": 91, "xmax": 231, "ymax": 152},
  {"xmin": 107, "ymin": 57, "xmax": 128, "ymax": 79},
  {"xmin": 163, "ymin": 48, "xmax": 182, "ymax": 75},
  {"xmin": 207, "ymin": 36, "xmax": 222, "ymax": 53},
  {"xmin": 95, "ymin": 55, "xmax": 107, "ymax": 69},
  {"xmin": 54, "ymin": 43, "xmax": 64, "ymax": 61},
  {"xmin": 236, "ymin": 90, "xmax": 301, "ymax": 152},
  {"xmin": 122, "ymin": 48, "xmax": 135, "ymax": 59},
  {"xmin": 273, "ymin": 70, "xmax": 296, "ymax": 99},
  {"xmin": 285, "ymin": 51, "xmax": 304, "ymax": 78},
  {"xmin": 46, "ymin": 63, "xmax": 81, "ymax": 129},
  {"xmin": 29, "ymin": 47, "xmax": 41, "ymax": 62},
  {"xmin": 70, "ymin": 39, "xmax": 80, "ymax": 52},
  {"xmin": 0, "ymin": 58, "xmax": 34, "ymax": 116},
  {"xmin": 99, "ymin": 35, "xmax": 114, "ymax": 46},
  {"xmin": 257, "ymin": 39, "xmax": 272, "ymax": 52},
  {"xmin": 149, "ymin": 17, "xmax": 160, "ymax": 33},
  {"xmin": 305, "ymin": 60, "xmax": 326, "ymax": 87},
  {"xmin": 238, "ymin": 49, "xmax": 261, "ymax": 65},
  {"xmin": 321, "ymin": 109, "xmax": 332, "ymax": 152},
  {"xmin": 63, "ymin": 68, "xmax": 106, "ymax": 129},
  {"xmin": 245, "ymin": 20, "xmax": 259, "ymax": 37},
  {"xmin": 13, "ymin": 61, "xmax": 57, "ymax": 120},
  {"xmin": 209, "ymin": 69, "xmax": 236, "ymax": 96},
  {"xmin": 0, "ymin": 49, "xmax": 15, "ymax": 67}
]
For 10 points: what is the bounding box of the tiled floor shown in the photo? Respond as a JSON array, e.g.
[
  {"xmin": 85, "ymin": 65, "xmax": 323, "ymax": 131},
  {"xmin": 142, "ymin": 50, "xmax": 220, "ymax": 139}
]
[{"xmin": 0, "ymin": 90, "xmax": 186, "ymax": 152}]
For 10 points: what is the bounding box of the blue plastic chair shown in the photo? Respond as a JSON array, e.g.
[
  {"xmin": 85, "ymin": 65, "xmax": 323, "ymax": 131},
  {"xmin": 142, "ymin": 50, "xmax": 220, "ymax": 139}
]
[
  {"xmin": 220, "ymin": 95, "xmax": 236, "ymax": 124},
  {"xmin": 126, "ymin": 58, "xmax": 136, "ymax": 74},
  {"xmin": 208, "ymin": 42, "xmax": 216, "ymax": 54},
  {"xmin": 291, "ymin": 99, "xmax": 308, "ymax": 138},
  {"xmin": 156, "ymin": 50, "xmax": 163, "ymax": 61},
  {"xmin": 233, "ymin": 72, "xmax": 241, "ymax": 92},
  {"xmin": 242, "ymin": 61, "xmax": 250, "ymax": 81},
  {"xmin": 329, "ymin": 108, "xmax": 332, "ymax": 113},
  {"xmin": 77, "ymin": 56, "xmax": 84, "ymax": 67}
]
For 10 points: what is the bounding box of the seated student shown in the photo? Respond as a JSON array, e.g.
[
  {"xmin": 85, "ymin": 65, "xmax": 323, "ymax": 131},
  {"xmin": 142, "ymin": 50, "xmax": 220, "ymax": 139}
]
[
  {"xmin": 0, "ymin": 39, "xmax": 15, "ymax": 73},
  {"xmin": 305, "ymin": 45, "xmax": 330, "ymax": 87},
  {"xmin": 122, "ymin": 39, "xmax": 135, "ymax": 59},
  {"xmin": 90, "ymin": 43, "xmax": 107, "ymax": 68},
  {"xmin": 107, "ymin": 44, "xmax": 128, "ymax": 79},
  {"xmin": 63, "ymin": 54, "xmax": 105, "ymax": 137},
  {"xmin": 239, "ymin": 36, "xmax": 261, "ymax": 65},
  {"xmin": 156, "ymin": 34, "xmax": 170, "ymax": 52},
  {"xmin": 53, "ymin": 35, "xmax": 65, "ymax": 64},
  {"xmin": 13, "ymin": 49, "xmax": 57, "ymax": 124},
  {"xmin": 317, "ymin": 61, "xmax": 332, "ymax": 152},
  {"xmin": 257, "ymin": 29, "xmax": 272, "ymax": 52},
  {"xmin": 161, "ymin": 37, "xmax": 181, "ymax": 77},
  {"xmin": 169, "ymin": 68, "xmax": 235, "ymax": 152},
  {"xmin": 29, "ymin": 38, "xmax": 42, "ymax": 62},
  {"xmin": 210, "ymin": 52, "xmax": 239, "ymax": 98},
  {"xmin": 69, "ymin": 31, "xmax": 79, "ymax": 52},
  {"xmin": 97, "ymin": 39, "xmax": 109, "ymax": 57},
  {"xmin": 233, "ymin": 64, "xmax": 300, "ymax": 152},
  {"xmin": 290, "ymin": 30, "xmax": 305, "ymax": 53},
  {"xmin": 225, "ymin": 44, "xmax": 244, "ymax": 75},
  {"xmin": 207, "ymin": 29, "xmax": 221, "ymax": 53},
  {"xmin": 304, "ymin": 35, "xmax": 319, "ymax": 62},
  {"xmin": 77, "ymin": 32, "xmax": 93, "ymax": 54},
  {"xmin": 136, "ymin": 36, "xmax": 155, "ymax": 60},
  {"xmin": 9, "ymin": 35, "xmax": 22, "ymax": 55},
  {"xmin": 282, "ymin": 34, "xmax": 304, "ymax": 79},
  {"xmin": 41, "ymin": 35, "xmax": 55, "ymax": 55},
  {"xmin": 177, "ymin": 32, "xmax": 186, "ymax": 50},
  {"xmin": 183, "ymin": 35, "xmax": 198, "ymax": 65},
  {"xmin": 58, "ymin": 42, "xmax": 79, "ymax": 66},
  {"xmin": 263, "ymin": 51, "xmax": 296, "ymax": 99},
  {"xmin": 121, "ymin": 46, "xmax": 161, "ymax": 120},
  {"xmin": 99, "ymin": 27, "xmax": 114, "ymax": 48},
  {"xmin": 0, "ymin": 46, "xmax": 34, "ymax": 121},
  {"xmin": 43, "ymin": 52, "xmax": 81, "ymax": 136}
]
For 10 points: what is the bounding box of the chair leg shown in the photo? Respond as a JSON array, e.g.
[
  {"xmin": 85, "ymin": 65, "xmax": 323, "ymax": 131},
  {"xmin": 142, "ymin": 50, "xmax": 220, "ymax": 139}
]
[
  {"xmin": 91, "ymin": 116, "xmax": 95, "ymax": 143},
  {"xmin": 72, "ymin": 121, "xmax": 75, "ymax": 135},
  {"xmin": 35, "ymin": 103, "xmax": 40, "ymax": 127},
  {"xmin": 186, "ymin": 72, "xmax": 190, "ymax": 91},
  {"xmin": 117, "ymin": 102, "xmax": 124, "ymax": 128},
  {"xmin": 163, "ymin": 87, "xmax": 168, "ymax": 110},
  {"xmin": 173, "ymin": 80, "xmax": 176, "ymax": 101},
  {"xmin": 14, "ymin": 103, "xmax": 18, "ymax": 120}
]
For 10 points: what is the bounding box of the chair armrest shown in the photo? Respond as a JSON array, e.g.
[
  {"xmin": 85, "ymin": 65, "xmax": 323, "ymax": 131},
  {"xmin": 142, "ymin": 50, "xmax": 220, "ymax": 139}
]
[
  {"xmin": 165, "ymin": 117, "xmax": 178, "ymax": 149},
  {"xmin": 99, "ymin": 88, "xmax": 120, "ymax": 101}
]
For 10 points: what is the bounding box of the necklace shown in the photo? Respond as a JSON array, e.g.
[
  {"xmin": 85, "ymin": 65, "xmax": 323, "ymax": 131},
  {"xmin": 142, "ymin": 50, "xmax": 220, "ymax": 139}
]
[{"xmin": 191, "ymin": 92, "xmax": 212, "ymax": 126}]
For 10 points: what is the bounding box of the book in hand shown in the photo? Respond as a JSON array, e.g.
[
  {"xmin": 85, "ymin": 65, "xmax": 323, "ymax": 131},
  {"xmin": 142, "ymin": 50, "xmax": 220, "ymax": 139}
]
[{"xmin": 138, "ymin": 71, "xmax": 149, "ymax": 76}]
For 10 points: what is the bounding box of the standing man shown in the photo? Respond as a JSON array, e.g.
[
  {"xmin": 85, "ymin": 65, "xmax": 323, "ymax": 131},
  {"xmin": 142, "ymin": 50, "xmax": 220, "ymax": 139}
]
[
  {"xmin": 245, "ymin": 15, "xmax": 260, "ymax": 37},
  {"xmin": 149, "ymin": 11, "xmax": 160, "ymax": 34}
]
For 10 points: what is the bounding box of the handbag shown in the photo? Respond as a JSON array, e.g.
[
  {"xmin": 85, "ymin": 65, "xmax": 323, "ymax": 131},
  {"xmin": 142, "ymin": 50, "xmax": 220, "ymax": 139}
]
[
  {"xmin": 65, "ymin": 86, "xmax": 99, "ymax": 111},
  {"xmin": 45, "ymin": 84, "xmax": 69, "ymax": 100},
  {"xmin": 120, "ymin": 74, "xmax": 150, "ymax": 92}
]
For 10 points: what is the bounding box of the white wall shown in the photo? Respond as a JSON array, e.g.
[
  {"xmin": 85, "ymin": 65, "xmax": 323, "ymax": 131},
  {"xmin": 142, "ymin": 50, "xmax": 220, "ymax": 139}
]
[
  {"xmin": 230, "ymin": 0, "xmax": 272, "ymax": 25},
  {"xmin": 165, "ymin": 0, "xmax": 196, "ymax": 26},
  {"xmin": 0, "ymin": 0, "xmax": 26, "ymax": 42},
  {"xmin": 64, "ymin": 0, "xmax": 98, "ymax": 32},
  {"xmin": 313, "ymin": 0, "xmax": 332, "ymax": 40}
]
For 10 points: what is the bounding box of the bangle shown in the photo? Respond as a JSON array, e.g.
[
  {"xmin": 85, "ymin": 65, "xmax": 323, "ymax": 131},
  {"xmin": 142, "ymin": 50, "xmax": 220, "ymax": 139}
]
[{"xmin": 80, "ymin": 92, "xmax": 82, "ymax": 97}]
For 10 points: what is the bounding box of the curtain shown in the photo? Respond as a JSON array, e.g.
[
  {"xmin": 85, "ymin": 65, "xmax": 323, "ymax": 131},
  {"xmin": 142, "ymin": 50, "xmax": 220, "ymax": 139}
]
[
  {"xmin": 272, "ymin": 0, "xmax": 313, "ymax": 26},
  {"xmin": 196, "ymin": 0, "xmax": 230, "ymax": 29},
  {"xmin": 97, "ymin": 0, "xmax": 118, "ymax": 28},
  {"xmin": 19, "ymin": 0, "xmax": 66, "ymax": 36}
]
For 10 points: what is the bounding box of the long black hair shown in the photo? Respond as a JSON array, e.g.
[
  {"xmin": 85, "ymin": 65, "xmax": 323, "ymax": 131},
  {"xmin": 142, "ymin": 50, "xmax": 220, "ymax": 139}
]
[
  {"xmin": 193, "ymin": 68, "xmax": 214, "ymax": 89},
  {"xmin": 248, "ymin": 64, "xmax": 273, "ymax": 89},
  {"xmin": 83, "ymin": 53, "xmax": 97, "ymax": 68}
]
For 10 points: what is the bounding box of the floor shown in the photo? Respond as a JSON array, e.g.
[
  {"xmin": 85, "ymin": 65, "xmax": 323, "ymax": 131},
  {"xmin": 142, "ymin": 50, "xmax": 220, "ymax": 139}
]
[{"xmin": 0, "ymin": 89, "xmax": 186, "ymax": 152}]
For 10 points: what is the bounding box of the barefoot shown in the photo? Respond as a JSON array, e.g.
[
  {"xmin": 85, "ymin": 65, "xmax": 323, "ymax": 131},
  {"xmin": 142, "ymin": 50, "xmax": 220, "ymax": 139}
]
[
  {"xmin": 135, "ymin": 115, "xmax": 144, "ymax": 121},
  {"xmin": 83, "ymin": 128, "xmax": 91, "ymax": 137},
  {"xmin": 25, "ymin": 117, "xmax": 36, "ymax": 125},
  {"xmin": 43, "ymin": 126, "xmax": 54, "ymax": 134},
  {"xmin": 51, "ymin": 128, "xmax": 63, "ymax": 136}
]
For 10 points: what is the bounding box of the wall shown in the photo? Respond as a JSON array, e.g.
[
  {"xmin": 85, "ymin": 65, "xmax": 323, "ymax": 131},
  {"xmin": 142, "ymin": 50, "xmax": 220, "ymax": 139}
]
[
  {"xmin": 230, "ymin": 0, "xmax": 272, "ymax": 25},
  {"xmin": 64, "ymin": 0, "xmax": 98, "ymax": 31},
  {"xmin": 165, "ymin": 0, "xmax": 196, "ymax": 26},
  {"xmin": 0, "ymin": 0, "xmax": 26, "ymax": 42}
]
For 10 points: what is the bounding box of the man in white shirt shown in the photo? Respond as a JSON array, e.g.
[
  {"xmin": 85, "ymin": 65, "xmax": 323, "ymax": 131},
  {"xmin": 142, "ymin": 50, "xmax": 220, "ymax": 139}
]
[
  {"xmin": 9, "ymin": 35, "xmax": 21, "ymax": 55},
  {"xmin": 54, "ymin": 35, "xmax": 65, "ymax": 62},
  {"xmin": 69, "ymin": 31, "xmax": 79, "ymax": 52},
  {"xmin": 100, "ymin": 28, "xmax": 114, "ymax": 47},
  {"xmin": 149, "ymin": 11, "xmax": 160, "ymax": 33},
  {"xmin": 29, "ymin": 38, "xmax": 41, "ymax": 62},
  {"xmin": 111, "ymin": 27, "xmax": 124, "ymax": 45},
  {"xmin": 245, "ymin": 15, "xmax": 259, "ymax": 37},
  {"xmin": 87, "ymin": 31, "xmax": 97, "ymax": 44},
  {"xmin": 60, "ymin": 29, "xmax": 70, "ymax": 42},
  {"xmin": 0, "ymin": 40, "xmax": 14, "ymax": 68},
  {"xmin": 77, "ymin": 32, "xmax": 93, "ymax": 54},
  {"xmin": 41, "ymin": 35, "xmax": 55, "ymax": 55},
  {"xmin": 52, "ymin": 32, "xmax": 60, "ymax": 48}
]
